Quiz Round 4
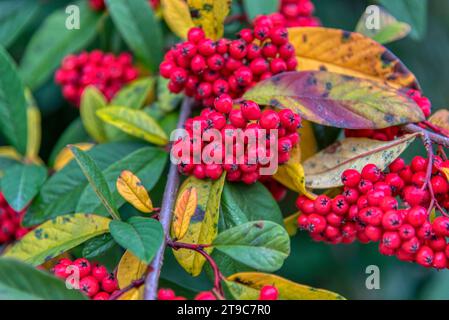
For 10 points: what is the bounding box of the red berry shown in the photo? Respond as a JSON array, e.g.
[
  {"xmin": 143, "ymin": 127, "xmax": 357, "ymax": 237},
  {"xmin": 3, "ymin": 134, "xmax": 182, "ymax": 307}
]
[
  {"xmin": 101, "ymin": 274, "xmax": 118, "ymax": 293},
  {"xmin": 341, "ymin": 169, "xmax": 361, "ymax": 188},
  {"xmin": 80, "ymin": 276, "xmax": 100, "ymax": 297},
  {"xmin": 307, "ymin": 214, "xmax": 326, "ymax": 234},
  {"xmin": 73, "ymin": 258, "xmax": 91, "ymax": 278},
  {"xmin": 214, "ymin": 94, "xmax": 233, "ymax": 113},
  {"xmin": 314, "ymin": 195, "xmax": 331, "ymax": 215},
  {"xmin": 158, "ymin": 288, "xmax": 176, "ymax": 300},
  {"xmin": 91, "ymin": 263, "xmax": 109, "ymax": 281},
  {"xmin": 195, "ymin": 291, "xmax": 216, "ymax": 300},
  {"xmin": 431, "ymin": 176, "xmax": 449, "ymax": 194},
  {"xmin": 361, "ymin": 164, "xmax": 381, "ymax": 182},
  {"xmin": 240, "ymin": 100, "xmax": 261, "ymax": 120},
  {"xmin": 259, "ymin": 285, "xmax": 278, "ymax": 300},
  {"xmin": 432, "ymin": 216, "xmax": 449, "ymax": 237},
  {"xmin": 416, "ymin": 246, "xmax": 434, "ymax": 267},
  {"xmin": 93, "ymin": 292, "xmax": 110, "ymax": 300},
  {"xmin": 187, "ymin": 27, "xmax": 205, "ymax": 44}
]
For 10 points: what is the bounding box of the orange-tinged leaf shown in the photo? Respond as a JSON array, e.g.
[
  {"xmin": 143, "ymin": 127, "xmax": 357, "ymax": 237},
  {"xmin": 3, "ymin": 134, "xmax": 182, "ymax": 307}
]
[
  {"xmin": 0, "ymin": 146, "xmax": 22, "ymax": 161},
  {"xmin": 187, "ymin": 0, "xmax": 231, "ymax": 40},
  {"xmin": 288, "ymin": 27, "xmax": 420, "ymax": 89},
  {"xmin": 303, "ymin": 133, "xmax": 419, "ymax": 189},
  {"xmin": 227, "ymin": 272, "xmax": 345, "ymax": 300},
  {"xmin": 116, "ymin": 170, "xmax": 153, "ymax": 213},
  {"xmin": 440, "ymin": 167, "xmax": 449, "ymax": 182},
  {"xmin": 53, "ymin": 143, "xmax": 94, "ymax": 171},
  {"xmin": 243, "ymin": 71, "xmax": 425, "ymax": 130},
  {"xmin": 161, "ymin": 0, "xmax": 195, "ymax": 39},
  {"xmin": 172, "ymin": 187, "xmax": 198, "ymax": 240}
]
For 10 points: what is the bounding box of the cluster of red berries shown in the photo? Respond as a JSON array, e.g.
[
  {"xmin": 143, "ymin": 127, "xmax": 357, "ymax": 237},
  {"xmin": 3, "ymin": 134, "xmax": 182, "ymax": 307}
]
[
  {"xmin": 297, "ymin": 156, "xmax": 449, "ymax": 269},
  {"xmin": 55, "ymin": 50, "xmax": 139, "ymax": 106},
  {"xmin": 345, "ymin": 89, "xmax": 432, "ymax": 141},
  {"xmin": 0, "ymin": 193, "xmax": 30, "ymax": 244},
  {"xmin": 157, "ymin": 285, "xmax": 278, "ymax": 300},
  {"xmin": 263, "ymin": 0, "xmax": 320, "ymax": 28},
  {"xmin": 89, "ymin": 0, "xmax": 159, "ymax": 11},
  {"xmin": 174, "ymin": 96, "xmax": 301, "ymax": 184},
  {"xmin": 160, "ymin": 20, "xmax": 298, "ymax": 107},
  {"xmin": 52, "ymin": 258, "xmax": 118, "ymax": 300}
]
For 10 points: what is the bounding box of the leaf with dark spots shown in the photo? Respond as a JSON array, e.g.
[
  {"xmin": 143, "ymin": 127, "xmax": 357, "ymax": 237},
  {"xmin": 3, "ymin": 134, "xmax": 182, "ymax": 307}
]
[
  {"xmin": 243, "ymin": 71, "xmax": 425, "ymax": 129},
  {"xmin": 288, "ymin": 27, "xmax": 420, "ymax": 90}
]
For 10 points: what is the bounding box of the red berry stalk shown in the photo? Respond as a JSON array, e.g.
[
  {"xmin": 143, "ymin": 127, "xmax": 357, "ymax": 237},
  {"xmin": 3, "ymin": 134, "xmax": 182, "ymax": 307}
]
[
  {"xmin": 296, "ymin": 156, "xmax": 449, "ymax": 269},
  {"xmin": 52, "ymin": 258, "xmax": 118, "ymax": 300},
  {"xmin": 55, "ymin": 51, "xmax": 139, "ymax": 106},
  {"xmin": 160, "ymin": 17, "xmax": 298, "ymax": 107},
  {"xmin": 0, "ymin": 193, "xmax": 31, "ymax": 244}
]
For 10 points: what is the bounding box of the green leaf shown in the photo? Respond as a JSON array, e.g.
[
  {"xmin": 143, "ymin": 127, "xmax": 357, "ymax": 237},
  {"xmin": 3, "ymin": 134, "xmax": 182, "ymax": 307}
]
[
  {"xmin": 220, "ymin": 182, "xmax": 283, "ymax": 230},
  {"xmin": 5, "ymin": 214, "xmax": 111, "ymax": 266},
  {"xmin": 111, "ymin": 78, "xmax": 155, "ymax": 109},
  {"xmin": 19, "ymin": 1, "xmax": 102, "ymax": 89},
  {"xmin": 76, "ymin": 146, "xmax": 167, "ymax": 216},
  {"xmin": 82, "ymin": 234, "xmax": 117, "ymax": 259},
  {"xmin": 110, "ymin": 217, "xmax": 164, "ymax": 263},
  {"xmin": 1, "ymin": 164, "xmax": 47, "ymax": 212},
  {"xmin": 48, "ymin": 118, "xmax": 90, "ymax": 167},
  {"xmin": 213, "ymin": 221, "xmax": 290, "ymax": 272},
  {"xmin": 0, "ymin": 46, "xmax": 28, "ymax": 154},
  {"xmin": 0, "ymin": 258, "xmax": 87, "ymax": 300},
  {"xmin": 243, "ymin": 71, "xmax": 425, "ymax": 129},
  {"xmin": 97, "ymin": 106, "xmax": 168, "ymax": 146},
  {"xmin": 156, "ymin": 77, "xmax": 182, "ymax": 114},
  {"xmin": 378, "ymin": 0, "xmax": 427, "ymax": 40},
  {"xmin": 355, "ymin": 6, "xmax": 411, "ymax": 44},
  {"xmin": 69, "ymin": 146, "xmax": 120, "ymax": 220},
  {"xmin": 106, "ymin": 0, "xmax": 163, "ymax": 72},
  {"xmin": 0, "ymin": 0, "xmax": 39, "ymax": 48},
  {"xmin": 80, "ymin": 87, "xmax": 108, "ymax": 143},
  {"xmin": 25, "ymin": 143, "xmax": 161, "ymax": 226},
  {"xmin": 243, "ymin": 0, "xmax": 279, "ymax": 21}
]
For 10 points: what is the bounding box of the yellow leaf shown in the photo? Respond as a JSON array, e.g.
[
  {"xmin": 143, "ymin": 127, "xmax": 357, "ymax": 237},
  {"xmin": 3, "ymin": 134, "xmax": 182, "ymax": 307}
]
[
  {"xmin": 0, "ymin": 146, "xmax": 22, "ymax": 161},
  {"xmin": 303, "ymin": 133, "xmax": 419, "ymax": 189},
  {"xmin": 172, "ymin": 174, "xmax": 226, "ymax": 276},
  {"xmin": 172, "ymin": 187, "xmax": 198, "ymax": 240},
  {"xmin": 187, "ymin": 0, "xmax": 231, "ymax": 40},
  {"xmin": 4, "ymin": 214, "xmax": 111, "ymax": 266},
  {"xmin": 80, "ymin": 86, "xmax": 108, "ymax": 143},
  {"xmin": 119, "ymin": 287, "xmax": 144, "ymax": 300},
  {"xmin": 117, "ymin": 250, "xmax": 147, "ymax": 289},
  {"xmin": 25, "ymin": 89, "xmax": 41, "ymax": 161},
  {"xmin": 116, "ymin": 170, "xmax": 153, "ymax": 213},
  {"xmin": 440, "ymin": 167, "xmax": 449, "ymax": 182},
  {"xmin": 284, "ymin": 212, "xmax": 300, "ymax": 237},
  {"xmin": 299, "ymin": 121, "xmax": 317, "ymax": 161},
  {"xmin": 161, "ymin": 0, "xmax": 195, "ymax": 39},
  {"xmin": 53, "ymin": 143, "xmax": 94, "ymax": 171},
  {"xmin": 429, "ymin": 109, "xmax": 449, "ymax": 134},
  {"xmin": 97, "ymin": 106, "xmax": 168, "ymax": 146},
  {"xmin": 227, "ymin": 272, "xmax": 346, "ymax": 300},
  {"xmin": 288, "ymin": 27, "xmax": 420, "ymax": 90},
  {"xmin": 273, "ymin": 157, "xmax": 315, "ymax": 199}
]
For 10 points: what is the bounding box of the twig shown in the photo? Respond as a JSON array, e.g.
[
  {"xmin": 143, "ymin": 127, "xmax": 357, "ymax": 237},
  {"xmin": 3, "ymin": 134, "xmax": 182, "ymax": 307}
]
[
  {"xmin": 168, "ymin": 239, "xmax": 225, "ymax": 298},
  {"xmin": 109, "ymin": 277, "xmax": 146, "ymax": 300},
  {"xmin": 143, "ymin": 98, "xmax": 194, "ymax": 300},
  {"xmin": 403, "ymin": 124, "xmax": 449, "ymax": 148}
]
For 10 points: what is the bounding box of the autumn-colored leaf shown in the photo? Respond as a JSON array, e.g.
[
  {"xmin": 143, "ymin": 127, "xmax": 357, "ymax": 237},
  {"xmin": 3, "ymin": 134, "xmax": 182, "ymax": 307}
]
[
  {"xmin": 171, "ymin": 174, "xmax": 226, "ymax": 276},
  {"xmin": 187, "ymin": 0, "xmax": 231, "ymax": 40},
  {"xmin": 439, "ymin": 167, "xmax": 449, "ymax": 182},
  {"xmin": 303, "ymin": 133, "xmax": 419, "ymax": 189},
  {"xmin": 161, "ymin": 0, "xmax": 195, "ymax": 39},
  {"xmin": 25, "ymin": 90, "xmax": 41, "ymax": 161},
  {"xmin": 226, "ymin": 272, "xmax": 345, "ymax": 300},
  {"xmin": 53, "ymin": 143, "xmax": 94, "ymax": 172},
  {"xmin": 299, "ymin": 120, "xmax": 317, "ymax": 161},
  {"xmin": 429, "ymin": 109, "xmax": 449, "ymax": 135},
  {"xmin": 116, "ymin": 250, "xmax": 146, "ymax": 300},
  {"xmin": 244, "ymin": 71, "xmax": 425, "ymax": 130},
  {"xmin": 288, "ymin": 27, "xmax": 420, "ymax": 89},
  {"xmin": 0, "ymin": 146, "xmax": 22, "ymax": 161},
  {"xmin": 356, "ymin": 5, "xmax": 411, "ymax": 44},
  {"xmin": 273, "ymin": 149, "xmax": 315, "ymax": 199},
  {"xmin": 284, "ymin": 212, "xmax": 300, "ymax": 237},
  {"xmin": 116, "ymin": 170, "xmax": 153, "ymax": 213},
  {"xmin": 172, "ymin": 187, "xmax": 198, "ymax": 240}
]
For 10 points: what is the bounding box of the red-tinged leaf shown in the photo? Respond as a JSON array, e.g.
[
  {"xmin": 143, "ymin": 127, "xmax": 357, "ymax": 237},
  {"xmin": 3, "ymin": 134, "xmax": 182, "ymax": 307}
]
[{"xmin": 243, "ymin": 71, "xmax": 425, "ymax": 130}]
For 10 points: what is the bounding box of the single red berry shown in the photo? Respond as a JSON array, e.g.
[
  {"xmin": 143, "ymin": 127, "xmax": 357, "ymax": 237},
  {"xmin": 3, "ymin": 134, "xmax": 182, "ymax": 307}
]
[
  {"xmin": 158, "ymin": 288, "xmax": 176, "ymax": 300},
  {"xmin": 411, "ymin": 156, "xmax": 428, "ymax": 173},
  {"xmin": 262, "ymin": 43, "xmax": 278, "ymax": 58},
  {"xmin": 270, "ymin": 58, "xmax": 287, "ymax": 74},
  {"xmin": 198, "ymin": 39, "xmax": 216, "ymax": 56},
  {"xmin": 389, "ymin": 158, "xmax": 405, "ymax": 172},
  {"xmin": 361, "ymin": 164, "xmax": 381, "ymax": 182},
  {"xmin": 205, "ymin": 164, "xmax": 223, "ymax": 180},
  {"xmin": 229, "ymin": 109, "xmax": 247, "ymax": 128},
  {"xmin": 241, "ymin": 100, "xmax": 261, "ymax": 120},
  {"xmin": 259, "ymin": 285, "xmax": 278, "ymax": 300},
  {"xmin": 399, "ymin": 224, "xmax": 415, "ymax": 240},
  {"xmin": 416, "ymin": 246, "xmax": 434, "ymax": 267},
  {"xmin": 101, "ymin": 274, "xmax": 118, "ymax": 293},
  {"xmin": 433, "ymin": 252, "xmax": 447, "ymax": 269},
  {"xmin": 73, "ymin": 258, "xmax": 91, "ymax": 278},
  {"xmin": 401, "ymin": 237, "xmax": 420, "ymax": 254},
  {"xmin": 432, "ymin": 216, "xmax": 449, "ymax": 237},
  {"xmin": 238, "ymin": 29, "xmax": 254, "ymax": 43},
  {"xmin": 314, "ymin": 195, "xmax": 331, "ymax": 215},
  {"xmin": 332, "ymin": 195, "xmax": 349, "ymax": 215},
  {"xmin": 93, "ymin": 292, "xmax": 110, "ymax": 300},
  {"xmin": 382, "ymin": 210, "xmax": 403, "ymax": 230},
  {"xmin": 195, "ymin": 291, "xmax": 217, "ymax": 300},
  {"xmin": 229, "ymin": 40, "xmax": 247, "ymax": 59},
  {"xmin": 254, "ymin": 26, "xmax": 270, "ymax": 41},
  {"xmin": 431, "ymin": 176, "xmax": 449, "ymax": 194},
  {"xmin": 341, "ymin": 169, "xmax": 361, "ymax": 188},
  {"xmin": 365, "ymin": 225, "xmax": 382, "ymax": 242},
  {"xmin": 91, "ymin": 263, "xmax": 109, "ymax": 281},
  {"xmin": 187, "ymin": 27, "xmax": 205, "ymax": 44},
  {"xmin": 79, "ymin": 276, "xmax": 100, "ymax": 297},
  {"xmin": 307, "ymin": 214, "xmax": 326, "ymax": 234}
]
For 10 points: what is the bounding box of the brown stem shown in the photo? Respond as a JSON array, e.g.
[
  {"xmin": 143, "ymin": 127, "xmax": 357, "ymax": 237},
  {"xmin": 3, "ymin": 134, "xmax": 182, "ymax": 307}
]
[
  {"xmin": 143, "ymin": 97, "xmax": 194, "ymax": 300},
  {"xmin": 403, "ymin": 124, "xmax": 449, "ymax": 148}
]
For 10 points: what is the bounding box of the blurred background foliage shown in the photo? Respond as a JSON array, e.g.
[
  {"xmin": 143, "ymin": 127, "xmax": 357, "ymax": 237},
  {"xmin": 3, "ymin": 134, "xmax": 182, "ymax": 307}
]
[{"xmin": 4, "ymin": 0, "xmax": 449, "ymax": 299}]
